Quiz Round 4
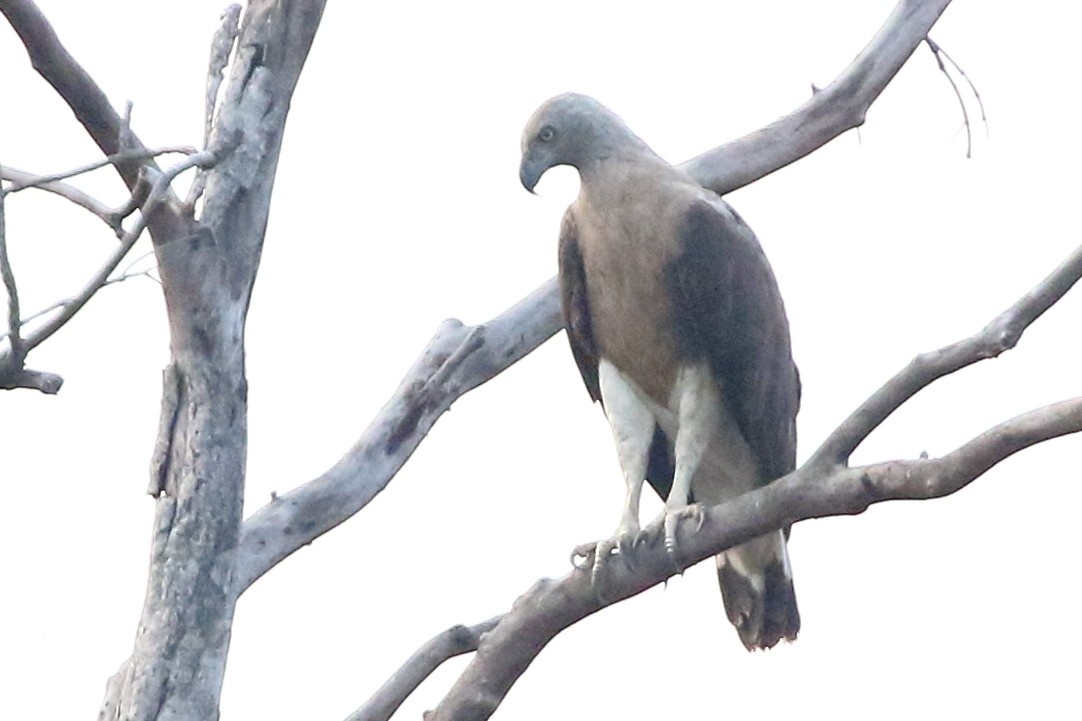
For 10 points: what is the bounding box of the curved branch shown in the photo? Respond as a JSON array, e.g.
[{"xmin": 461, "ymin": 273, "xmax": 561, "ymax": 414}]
[
  {"xmin": 345, "ymin": 616, "xmax": 503, "ymax": 721},
  {"xmin": 0, "ymin": 0, "xmax": 187, "ymax": 240},
  {"xmin": 679, "ymin": 0, "xmax": 954, "ymax": 194},
  {"xmin": 925, "ymin": 37, "xmax": 973, "ymax": 157},
  {"xmin": 2, "ymin": 166, "xmax": 125, "ymax": 235},
  {"xmin": 235, "ymin": 278, "xmax": 561, "ymax": 591},
  {"xmin": 809, "ymin": 240, "xmax": 1082, "ymax": 468},
  {"xmin": 234, "ymin": 0, "xmax": 958, "ymax": 593},
  {"xmin": 2, "ymin": 146, "xmax": 196, "ymax": 194},
  {"xmin": 427, "ymin": 397, "xmax": 1082, "ymax": 721},
  {"xmin": 0, "ymin": 0, "xmax": 151, "ymax": 190},
  {"xmin": 0, "ymin": 167, "xmax": 21, "ymax": 365},
  {"xmin": 0, "ymin": 149, "xmax": 215, "ymax": 383},
  {"xmin": 405, "ymin": 231, "xmax": 1082, "ymax": 719},
  {"xmin": 24, "ymin": 151, "xmax": 211, "ymax": 352}
]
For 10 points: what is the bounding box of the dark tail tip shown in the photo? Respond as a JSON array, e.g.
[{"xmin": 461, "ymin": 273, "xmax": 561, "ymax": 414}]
[{"xmin": 718, "ymin": 558, "xmax": 800, "ymax": 651}]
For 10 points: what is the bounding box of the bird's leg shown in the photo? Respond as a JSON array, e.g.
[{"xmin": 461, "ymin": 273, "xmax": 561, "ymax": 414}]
[
  {"xmin": 577, "ymin": 361, "xmax": 656, "ymax": 592},
  {"xmin": 649, "ymin": 365, "xmax": 718, "ymax": 573},
  {"xmin": 612, "ymin": 463, "xmax": 646, "ymax": 564}
]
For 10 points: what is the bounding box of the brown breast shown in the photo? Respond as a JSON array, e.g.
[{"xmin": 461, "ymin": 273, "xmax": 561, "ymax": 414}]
[{"xmin": 574, "ymin": 171, "xmax": 699, "ymax": 406}]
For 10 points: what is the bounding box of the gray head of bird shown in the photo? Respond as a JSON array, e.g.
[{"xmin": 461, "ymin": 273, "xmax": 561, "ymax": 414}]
[{"xmin": 519, "ymin": 92, "xmax": 642, "ymax": 193}]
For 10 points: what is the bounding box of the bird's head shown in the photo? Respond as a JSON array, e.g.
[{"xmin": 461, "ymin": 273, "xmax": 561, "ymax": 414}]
[{"xmin": 519, "ymin": 93, "xmax": 632, "ymax": 193}]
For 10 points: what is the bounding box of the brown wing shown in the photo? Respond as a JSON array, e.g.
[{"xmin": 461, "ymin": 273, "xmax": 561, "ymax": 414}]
[
  {"xmin": 558, "ymin": 209, "xmax": 601, "ymax": 403},
  {"xmin": 668, "ymin": 199, "xmax": 800, "ymax": 483},
  {"xmin": 558, "ymin": 208, "xmax": 677, "ymax": 498}
]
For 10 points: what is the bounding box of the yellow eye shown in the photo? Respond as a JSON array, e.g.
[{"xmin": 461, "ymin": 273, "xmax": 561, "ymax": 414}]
[{"xmin": 538, "ymin": 125, "xmax": 555, "ymax": 142}]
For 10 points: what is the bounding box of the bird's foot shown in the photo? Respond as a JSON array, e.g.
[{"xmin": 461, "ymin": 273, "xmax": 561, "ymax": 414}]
[
  {"xmin": 647, "ymin": 503, "xmax": 706, "ymax": 575},
  {"xmin": 570, "ymin": 522, "xmax": 649, "ymax": 602}
]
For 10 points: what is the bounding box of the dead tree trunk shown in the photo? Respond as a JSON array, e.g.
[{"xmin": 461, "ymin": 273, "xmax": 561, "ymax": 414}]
[{"xmin": 0, "ymin": 1, "xmax": 327, "ymax": 718}]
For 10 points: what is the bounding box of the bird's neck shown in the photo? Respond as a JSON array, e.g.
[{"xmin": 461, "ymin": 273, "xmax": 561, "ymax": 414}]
[{"xmin": 577, "ymin": 145, "xmax": 677, "ymax": 204}]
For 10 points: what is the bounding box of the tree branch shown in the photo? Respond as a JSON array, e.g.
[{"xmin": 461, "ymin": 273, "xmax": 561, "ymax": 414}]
[
  {"xmin": 2, "ymin": 146, "xmax": 196, "ymax": 194},
  {"xmin": 2, "ymin": 166, "xmax": 126, "ymax": 236},
  {"xmin": 325, "ymin": 233, "xmax": 1081, "ymax": 719},
  {"xmin": 427, "ymin": 394, "xmax": 1082, "ymax": 721},
  {"xmin": 235, "ymin": 278, "xmax": 561, "ymax": 591},
  {"xmin": 0, "ymin": 149, "xmax": 214, "ymax": 372},
  {"xmin": 0, "ymin": 163, "xmax": 22, "ymax": 365},
  {"xmin": 0, "ymin": 0, "xmax": 188, "ymax": 241},
  {"xmin": 925, "ymin": 37, "xmax": 973, "ymax": 157},
  {"xmin": 679, "ymin": 0, "xmax": 954, "ymax": 194},
  {"xmin": 0, "ymin": 366, "xmax": 63, "ymax": 393},
  {"xmin": 233, "ymin": 0, "xmax": 958, "ymax": 596},
  {"xmin": 808, "ymin": 239, "xmax": 1082, "ymax": 468},
  {"xmin": 345, "ymin": 617, "xmax": 503, "ymax": 721},
  {"xmin": 0, "ymin": 0, "xmax": 153, "ymax": 190}
]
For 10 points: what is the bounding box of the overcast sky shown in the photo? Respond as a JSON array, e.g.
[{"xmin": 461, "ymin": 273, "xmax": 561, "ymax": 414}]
[{"xmin": 2, "ymin": 1, "xmax": 1080, "ymax": 719}]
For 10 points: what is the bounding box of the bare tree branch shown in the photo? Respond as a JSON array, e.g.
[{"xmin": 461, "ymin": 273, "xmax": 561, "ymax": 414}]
[
  {"xmin": 925, "ymin": 37, "xmax": 973, "ymax": 157},
  {"xmin": 235, "ymin": 278, "xmax": 561, "ymax": 591},
  {"xmin": 809, "ymin": 239, "xmax": 1082, "ymax": 468},
  {"xmin": 0, "ymin": 150, "xmax": 214, "ymax": 371},
  {"xmin": 427, "ymin": 394, "xmax": 1082, "ymax": 721},
  {"xmin": 0, "ymin": 0, "xmax": 154, "ymax": 189},
  {"xmin": 346, "ymin": 617, "xmax": 503, "ymax": 721},
  {"xmin": 0, "ymin": 0, "xmax": 189, "ymax": 242},
  {"xmin": 929, "ymin": 36, "xmax": 988, "ymax": 136},
  {"xmin": 233, "ymin": 0, "xmax": 958, "ymax": 596},
  {"xmin": 0, "ymin": 162, "xmax": 61, "ymax": 395},
  {"xmin": 680, "ymin": 0, "xmax": 954, "ymax": 194},
  {"xmin": 2, "ymin": 166, "xmax": 126, "ymax": 235},
  {"xmin": 2, "ymin": 146, "xmax": 197, "ymax": 194},
  {"xmin": 0, "ymin": 366, "xmax": 63, "ymax": 393},
  {"xmin": 0, "ymin": 164, "xmax": 23, "ymax": 366},
  {"xmin": 0, "ymin": 267, "xmax": 156, "ymax": 344},
  {"xmin": 320, "ymin": 233, "xmax": 1081, "ymax": 719}
]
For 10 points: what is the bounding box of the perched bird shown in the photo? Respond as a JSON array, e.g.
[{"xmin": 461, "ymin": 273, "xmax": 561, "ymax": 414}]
[{"xmin": 519, "ymin": 93, "xmax": 801, "ymax": 650}]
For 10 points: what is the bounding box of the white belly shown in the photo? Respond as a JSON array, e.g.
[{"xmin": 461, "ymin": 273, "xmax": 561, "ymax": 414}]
[{"xmin": 598, "ymin": 357, "xmax": 762, "ymax": 505}]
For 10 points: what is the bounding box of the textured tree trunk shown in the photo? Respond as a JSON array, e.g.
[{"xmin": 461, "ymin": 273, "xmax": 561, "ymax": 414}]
[{"xmin": 92, "ymin": 2, "xmax": 327, "ymax": 719}]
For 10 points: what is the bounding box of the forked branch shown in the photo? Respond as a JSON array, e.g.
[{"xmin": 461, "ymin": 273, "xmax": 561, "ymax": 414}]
[
  {"xmin": 345, "ymin": 617, "xmax": 503, "ymax": 721},
  {"xmin": 423, "ymin": 236, "xmax": 1082, "ymax": 720},
  {"xmin": 809, "ymin": 240, "xmax": 1082, "ymax": 468},
  {"xmin": 0, "ymin": 149, "xmax": 218, "ymax": 392},
  {"xmin": 235, "ymin": 0, "xmax": 961, "ymax": 594},
  {"xmin": 925, "ymin": 37, "xmax": 988, "ymax": 158}
]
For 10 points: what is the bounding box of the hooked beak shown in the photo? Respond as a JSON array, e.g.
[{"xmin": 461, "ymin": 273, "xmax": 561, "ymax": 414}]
[{"xmin": 519, "ymin": 154, "xmax": 545, "ymax": 194}]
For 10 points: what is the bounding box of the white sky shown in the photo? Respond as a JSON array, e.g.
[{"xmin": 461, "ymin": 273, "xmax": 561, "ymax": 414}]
[{"xmin": 2, "ymin": 1, "xmax": 1080, "ymax": 719}]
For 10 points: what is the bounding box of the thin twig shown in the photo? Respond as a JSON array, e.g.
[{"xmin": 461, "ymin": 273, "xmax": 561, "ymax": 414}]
[
  {"xmin": 0, "ymin": 269, "xmax": 155, "ymax": 343},
  {"xmin": 926, "ymin": 37, "xmax": 974, "ymax": 157},
  {"xmin": 1, "ymin": 166, "xmax": 125, "ymax": 237},
  {"xmin": 3, "ymin": 145, "xmax": 197, "ymax": 194},
  {"xmin": 934, "ymin": 38, "xmax": 988, "ymax": 134},
  {"xmin": 0, "ymin": 161, "xmax": 22, "ymax": 365},
  {"xmin": 0, "ymin": 150, "xmax": 217, "ymax": 367}
]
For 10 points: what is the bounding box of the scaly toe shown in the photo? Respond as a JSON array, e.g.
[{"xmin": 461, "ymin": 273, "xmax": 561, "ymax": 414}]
[
  {"xmin": 590, "ymin": 537, "xmax": 621, "ymax": 602},
  {"xmin": 663, "ymin": 513, "xmax": 685, "ymax": 574}
]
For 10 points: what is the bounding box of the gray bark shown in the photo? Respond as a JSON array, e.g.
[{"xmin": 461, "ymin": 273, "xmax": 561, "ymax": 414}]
[
  {"xmin": 0, "ymin": 1, "xmax": 327, "ymax": 718},
  {"xmin": 113, "ymin": 4, "xmax": 327, "ymax": 717}
]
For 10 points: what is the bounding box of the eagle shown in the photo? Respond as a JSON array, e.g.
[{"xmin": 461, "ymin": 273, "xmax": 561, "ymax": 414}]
[{"xmin": 519, "ymin": 93, "xmax": 801, "ymax": 650}]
